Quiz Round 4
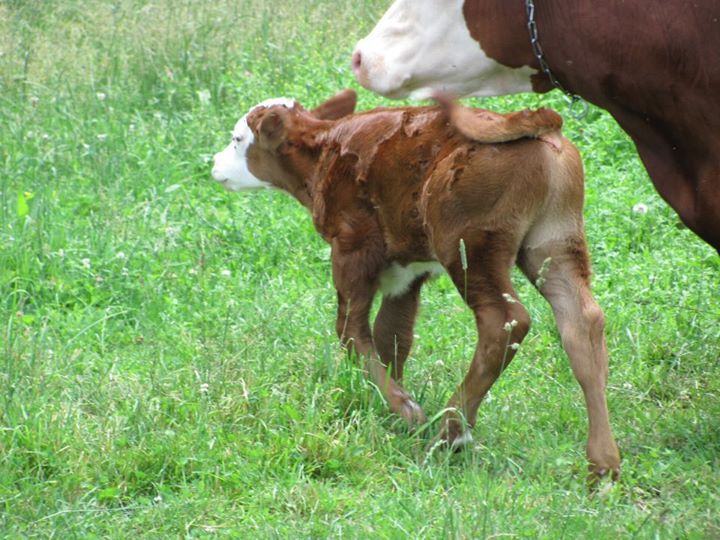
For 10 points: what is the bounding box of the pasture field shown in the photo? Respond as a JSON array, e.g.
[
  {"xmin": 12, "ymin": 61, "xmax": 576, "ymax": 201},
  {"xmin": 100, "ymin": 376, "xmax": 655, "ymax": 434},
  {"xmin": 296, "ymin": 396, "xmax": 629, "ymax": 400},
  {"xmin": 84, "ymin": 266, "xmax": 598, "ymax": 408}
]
[{"xmin": 1, "ymin": 0, "xmax": 719, "ymax": 537}]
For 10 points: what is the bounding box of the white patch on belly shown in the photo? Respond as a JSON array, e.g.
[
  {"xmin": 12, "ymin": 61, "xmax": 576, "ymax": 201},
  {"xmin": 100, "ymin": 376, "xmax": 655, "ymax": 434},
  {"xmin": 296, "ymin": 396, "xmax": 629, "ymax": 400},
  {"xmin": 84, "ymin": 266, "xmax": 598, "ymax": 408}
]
[{"xmin": 379, "ymin": 261, "xmax": 445, "ymax": 297}]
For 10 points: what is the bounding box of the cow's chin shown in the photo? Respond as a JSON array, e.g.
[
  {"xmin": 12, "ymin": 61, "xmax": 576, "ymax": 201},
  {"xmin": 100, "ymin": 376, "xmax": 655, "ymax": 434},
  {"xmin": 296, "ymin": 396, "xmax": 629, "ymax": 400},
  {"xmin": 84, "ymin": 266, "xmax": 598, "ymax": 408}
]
[
  {"xmin": 363, "ymin": 70, "xmax": 537, "ymax": 101},
  {"xmin": 357, "ymin": 76, "xmax": 462, "ymax": 101}
]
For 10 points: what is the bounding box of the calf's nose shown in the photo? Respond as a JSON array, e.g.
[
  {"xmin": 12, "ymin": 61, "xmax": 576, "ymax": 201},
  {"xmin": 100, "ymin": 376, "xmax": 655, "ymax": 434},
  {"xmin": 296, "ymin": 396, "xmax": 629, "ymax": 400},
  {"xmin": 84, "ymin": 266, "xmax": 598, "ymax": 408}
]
[{"xmin": 211, "ymin": 155, "xmax": 225, "ymax": 182}]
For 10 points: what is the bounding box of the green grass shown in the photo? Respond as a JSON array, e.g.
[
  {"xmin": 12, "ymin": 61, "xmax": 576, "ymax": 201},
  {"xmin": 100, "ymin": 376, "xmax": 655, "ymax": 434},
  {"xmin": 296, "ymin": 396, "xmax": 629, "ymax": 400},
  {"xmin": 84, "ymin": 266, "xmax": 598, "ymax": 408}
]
[{"xmin": 1, "ymin": 0, "xmax": 719, "ymax": 537}]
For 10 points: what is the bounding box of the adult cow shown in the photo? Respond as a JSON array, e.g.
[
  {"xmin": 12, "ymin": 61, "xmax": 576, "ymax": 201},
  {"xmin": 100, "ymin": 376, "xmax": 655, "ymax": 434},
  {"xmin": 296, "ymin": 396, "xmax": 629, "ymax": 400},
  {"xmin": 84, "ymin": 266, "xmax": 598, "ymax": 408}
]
[{"xmin": 352, "ymin": 0, "xmax": 720, "ymax": 253}]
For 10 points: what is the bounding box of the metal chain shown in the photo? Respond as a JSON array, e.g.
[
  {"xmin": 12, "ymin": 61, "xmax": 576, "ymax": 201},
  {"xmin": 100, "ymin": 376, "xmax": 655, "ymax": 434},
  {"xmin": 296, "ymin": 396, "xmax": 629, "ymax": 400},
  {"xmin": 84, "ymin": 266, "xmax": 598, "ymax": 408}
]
[{"xmin": 525, "ymin": 0, "xmax": 588, "ymax": 119}]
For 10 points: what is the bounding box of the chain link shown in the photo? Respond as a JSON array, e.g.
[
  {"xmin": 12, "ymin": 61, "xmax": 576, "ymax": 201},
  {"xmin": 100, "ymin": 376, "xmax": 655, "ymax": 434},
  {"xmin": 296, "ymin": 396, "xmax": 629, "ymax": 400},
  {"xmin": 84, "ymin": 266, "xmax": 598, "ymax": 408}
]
[{"xmin": 525, "ymin": 0, "xmax": 588, "ymax": 119}]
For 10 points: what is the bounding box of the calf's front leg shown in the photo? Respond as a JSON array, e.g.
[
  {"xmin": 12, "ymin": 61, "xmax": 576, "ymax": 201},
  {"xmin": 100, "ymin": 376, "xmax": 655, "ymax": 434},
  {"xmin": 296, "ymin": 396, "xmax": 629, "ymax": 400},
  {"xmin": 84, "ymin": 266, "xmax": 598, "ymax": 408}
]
[
  {"xmin": 373, "ymin": 276, "xmax": 426, "ymax": 381},
  {"xmin": 332, "ymin": 249, "xmax": 427, "ymax": 426}
]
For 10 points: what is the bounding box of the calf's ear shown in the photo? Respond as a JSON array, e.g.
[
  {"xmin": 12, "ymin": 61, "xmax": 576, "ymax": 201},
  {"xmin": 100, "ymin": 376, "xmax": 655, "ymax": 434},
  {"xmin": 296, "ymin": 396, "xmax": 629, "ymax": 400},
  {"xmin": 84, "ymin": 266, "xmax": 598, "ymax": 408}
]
[
  {"xmin": 311, "ymin": 89, "xmax": 357, "ymax": 120},
  {"xmin": 257, "ymin": 108, "xmax": 290, "ymax": 150}
]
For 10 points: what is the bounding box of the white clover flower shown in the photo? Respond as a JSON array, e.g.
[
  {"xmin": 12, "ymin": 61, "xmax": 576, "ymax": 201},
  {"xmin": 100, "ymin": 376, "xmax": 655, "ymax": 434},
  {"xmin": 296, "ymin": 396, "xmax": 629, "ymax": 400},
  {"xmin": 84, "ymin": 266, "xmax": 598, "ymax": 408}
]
[
  {"xmin": 197, "ymin": 89, "xmax": 211, "ymax": 106},
  {"xmin": 220, "ymin": 269, "xmax": 232, "ymax": 278},
  {"xmin": 96, "ymin": 92, "xmax": 107, "ymax": 101},
  {"xmin": 97, "ymin": 133, "xmax": 108, "ymax": 141},
  {"xmin": 81, "ymin": 258, "xmax": 91, "ymax": 269},
  {"xmin": 632, "ymin": 202, "xmax": 648, "ymax": 214},
  {"xmin": 116, "ymin": 251, "xmax": 127, "ymax": 260},
  {"xmin": 121, "ymin": 267, "xmax": 129, "ymax": 277}
]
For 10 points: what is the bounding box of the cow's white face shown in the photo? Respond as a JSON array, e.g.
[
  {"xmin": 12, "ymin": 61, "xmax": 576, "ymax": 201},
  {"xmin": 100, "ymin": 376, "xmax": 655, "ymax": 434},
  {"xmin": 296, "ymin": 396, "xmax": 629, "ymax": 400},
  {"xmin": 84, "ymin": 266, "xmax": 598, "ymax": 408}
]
[
  {"xmin": 211, "ymin": 98, "xmax": 296, "ymax": 192},
  {"xmin": 352, "ymin": 0, "xmax": 534, "ymax": 99}
]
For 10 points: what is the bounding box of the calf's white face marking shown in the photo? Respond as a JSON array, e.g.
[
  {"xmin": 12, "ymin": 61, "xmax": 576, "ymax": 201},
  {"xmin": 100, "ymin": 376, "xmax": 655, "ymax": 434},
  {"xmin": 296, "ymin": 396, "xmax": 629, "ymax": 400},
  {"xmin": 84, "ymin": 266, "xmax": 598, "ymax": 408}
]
[
  {"xmin": 353, "ymin": 0, "xmax": 533, "ymax": 99},
  {"xmin": 379, "ymin": 261, "xmax": 445, "ymax": 297},
  {"xmin": 211, "ymin": 98, "xmax": 296, "ymax": 192}
]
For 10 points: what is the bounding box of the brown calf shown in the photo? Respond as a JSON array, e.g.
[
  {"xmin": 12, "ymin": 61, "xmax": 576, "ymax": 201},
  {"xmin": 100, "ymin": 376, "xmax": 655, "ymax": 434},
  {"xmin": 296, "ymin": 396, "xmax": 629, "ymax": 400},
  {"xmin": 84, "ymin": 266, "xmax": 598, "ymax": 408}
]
[{"xmin": 211, "ymin": 89, "xmax": 620, "ymax": 479}]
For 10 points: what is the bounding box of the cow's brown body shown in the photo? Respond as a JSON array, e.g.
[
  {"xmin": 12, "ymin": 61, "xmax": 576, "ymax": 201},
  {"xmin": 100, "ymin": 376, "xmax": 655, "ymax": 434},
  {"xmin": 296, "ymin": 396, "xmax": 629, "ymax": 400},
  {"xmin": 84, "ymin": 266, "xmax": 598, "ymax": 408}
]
[
  {"xmin": 468, "ymin": 1, "xmax": 720, "ymax": 250},
  {"xmin": 355, "ymin": 1, "xmax": 720, "ymax": 252},
  {"xmin": 213, "ymin": 91, "xmax": 620, "ymax": 479}
]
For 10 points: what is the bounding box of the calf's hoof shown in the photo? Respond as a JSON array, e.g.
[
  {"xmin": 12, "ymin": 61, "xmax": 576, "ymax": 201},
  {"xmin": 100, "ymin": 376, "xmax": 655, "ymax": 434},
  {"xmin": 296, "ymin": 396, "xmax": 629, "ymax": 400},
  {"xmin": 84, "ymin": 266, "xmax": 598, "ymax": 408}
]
[
  {"xmin": 588, "ymin": 462, "xmax": 621, "ymax": 484},
  {"xmin": 393, "ymin": 395, "xmax": 427, "ymax": 427},
  {"xmin": 425, "ymin": 423, "xmax": 473, "ymax": 455},
  {"xmin": 587, "ymin": 444, "xmax": 621, "ymax": 484}
]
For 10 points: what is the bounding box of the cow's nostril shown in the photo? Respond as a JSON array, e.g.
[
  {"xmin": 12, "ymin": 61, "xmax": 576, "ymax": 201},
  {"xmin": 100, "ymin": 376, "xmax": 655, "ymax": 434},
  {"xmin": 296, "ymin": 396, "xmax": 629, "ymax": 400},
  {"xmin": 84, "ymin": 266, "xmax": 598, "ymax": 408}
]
[{"xmin": 351, "ymin": 51, "xmax": 362, "ymax": 75}]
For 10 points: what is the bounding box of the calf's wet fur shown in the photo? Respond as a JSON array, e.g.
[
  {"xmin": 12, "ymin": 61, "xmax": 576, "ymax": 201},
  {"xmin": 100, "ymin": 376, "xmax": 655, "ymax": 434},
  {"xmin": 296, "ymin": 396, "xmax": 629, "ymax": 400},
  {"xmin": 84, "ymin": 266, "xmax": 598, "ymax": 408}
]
[{"xmin": 211, "ymin": 89, "xmax": 620, "ymax": 480}]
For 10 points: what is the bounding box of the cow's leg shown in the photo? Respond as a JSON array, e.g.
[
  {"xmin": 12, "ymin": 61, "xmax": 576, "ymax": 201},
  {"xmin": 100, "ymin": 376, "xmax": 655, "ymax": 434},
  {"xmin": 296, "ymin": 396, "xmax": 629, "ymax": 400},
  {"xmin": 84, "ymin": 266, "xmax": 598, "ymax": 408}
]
[
  {"xmin": 518, "ymin": 238, "xmax": 621, "ymax": 480},
  {"xmin": 610, "ymin": 107, "xmax": 720, "ymax": 252},
  {"xmin": 429, "ymin": 237, "xmax": 530, "ymax": 450},
  {"xmin": 647, "ymin": 155, "xmax": 720, "ymax": 253},
  {"xmin": 373, "ymin": 276, "xmax": 426, "ymax": 381}
]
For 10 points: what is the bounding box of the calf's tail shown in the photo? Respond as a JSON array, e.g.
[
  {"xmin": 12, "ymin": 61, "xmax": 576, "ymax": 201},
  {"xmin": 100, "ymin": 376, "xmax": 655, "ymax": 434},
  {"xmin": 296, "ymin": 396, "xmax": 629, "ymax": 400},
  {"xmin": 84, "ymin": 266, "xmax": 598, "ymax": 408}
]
[{"xmin": 434, "ymin": 92, "xmax": 563, "ymax": 144}]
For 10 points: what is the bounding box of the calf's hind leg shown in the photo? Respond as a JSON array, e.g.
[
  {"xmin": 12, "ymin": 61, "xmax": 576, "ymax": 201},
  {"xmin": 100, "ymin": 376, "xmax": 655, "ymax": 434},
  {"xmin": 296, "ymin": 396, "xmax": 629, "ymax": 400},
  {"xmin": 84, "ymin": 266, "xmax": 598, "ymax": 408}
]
[
  {"xmin": 518, "ymin": 237, "xmax": 621, "ymax": 479},
  {"xmin": 430, "ymin": 236, "xmax": 531, "ymax": 450}
]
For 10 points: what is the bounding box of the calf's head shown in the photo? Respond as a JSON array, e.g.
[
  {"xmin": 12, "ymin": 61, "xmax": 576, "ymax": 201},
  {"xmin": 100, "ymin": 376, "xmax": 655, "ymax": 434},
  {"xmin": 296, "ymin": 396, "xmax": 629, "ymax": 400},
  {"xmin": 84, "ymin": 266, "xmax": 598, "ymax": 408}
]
[
  {"xmin": 211, "ymin": 97, "xmax": 296, "ymax": 192},
  {"xmin": 212, "ymin": 90, "xmax": 358, "ymax": 193}
]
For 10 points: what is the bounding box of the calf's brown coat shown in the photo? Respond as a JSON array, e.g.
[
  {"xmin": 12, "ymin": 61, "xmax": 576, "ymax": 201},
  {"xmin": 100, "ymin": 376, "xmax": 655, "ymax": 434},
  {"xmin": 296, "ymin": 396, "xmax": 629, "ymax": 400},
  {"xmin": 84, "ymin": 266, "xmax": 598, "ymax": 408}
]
[{"xmin": 234, "ymin": 90, "xmax": 620, "ymax": 478}]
